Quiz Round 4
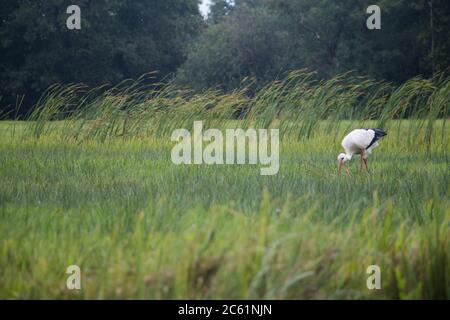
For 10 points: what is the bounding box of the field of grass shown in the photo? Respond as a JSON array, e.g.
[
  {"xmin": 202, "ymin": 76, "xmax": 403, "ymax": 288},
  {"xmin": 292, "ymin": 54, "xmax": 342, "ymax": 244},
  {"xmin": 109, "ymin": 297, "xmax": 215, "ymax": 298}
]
[
  {"xmin": 0, "ymin": 118, "xmax": 448, "ymax": 299},
  {"xmin": 0, "ymin": 72, "xmax": 448, "ymax": 299}
]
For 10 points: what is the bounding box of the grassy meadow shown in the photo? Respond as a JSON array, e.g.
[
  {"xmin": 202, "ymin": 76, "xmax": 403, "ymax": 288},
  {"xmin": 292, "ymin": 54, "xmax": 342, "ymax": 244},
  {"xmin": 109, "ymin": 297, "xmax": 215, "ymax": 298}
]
[{"xmin": 0, "ymin": 71, "xmax": 449, "ymax": 299}]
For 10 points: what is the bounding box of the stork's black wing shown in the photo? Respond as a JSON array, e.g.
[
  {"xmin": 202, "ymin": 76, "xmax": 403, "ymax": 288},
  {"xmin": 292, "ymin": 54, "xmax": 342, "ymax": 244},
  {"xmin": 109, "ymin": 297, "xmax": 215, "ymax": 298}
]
[{"xmin": 366, "ymin": 128, "xmax": 387, "ymax": 149}]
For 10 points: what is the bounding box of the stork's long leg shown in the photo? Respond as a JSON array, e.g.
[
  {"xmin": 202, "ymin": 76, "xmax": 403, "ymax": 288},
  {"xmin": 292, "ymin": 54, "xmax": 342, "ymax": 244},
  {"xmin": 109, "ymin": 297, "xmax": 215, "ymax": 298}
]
[
  {"xmin": 360, "ymin": 150, "xmax": 365, "ymax": 171},
  {"xmin": 363, "ymin": 158, "xmax": 369, "ymax": 171}
]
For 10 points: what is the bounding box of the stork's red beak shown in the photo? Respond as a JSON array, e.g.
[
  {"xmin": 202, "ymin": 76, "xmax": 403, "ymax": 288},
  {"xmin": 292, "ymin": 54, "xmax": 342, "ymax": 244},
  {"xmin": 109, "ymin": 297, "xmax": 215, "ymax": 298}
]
[{"xmin": 338, "ymin": 159, "xmax": 343, "ymax": 174}]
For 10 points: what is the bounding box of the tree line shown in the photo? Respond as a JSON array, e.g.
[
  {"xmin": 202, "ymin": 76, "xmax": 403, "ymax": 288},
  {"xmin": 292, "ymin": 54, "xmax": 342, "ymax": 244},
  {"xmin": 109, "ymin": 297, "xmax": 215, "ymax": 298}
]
[{"xmin": 0, "ymin": 0, "xmax": 449, "ymax": 116}]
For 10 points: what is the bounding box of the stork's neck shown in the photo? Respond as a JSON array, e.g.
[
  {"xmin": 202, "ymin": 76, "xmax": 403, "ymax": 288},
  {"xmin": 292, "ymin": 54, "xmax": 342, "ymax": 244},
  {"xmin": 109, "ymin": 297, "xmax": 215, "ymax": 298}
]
[{"xmin": 344, "ymin": 152, "xmax": 353, "ymax": 160}]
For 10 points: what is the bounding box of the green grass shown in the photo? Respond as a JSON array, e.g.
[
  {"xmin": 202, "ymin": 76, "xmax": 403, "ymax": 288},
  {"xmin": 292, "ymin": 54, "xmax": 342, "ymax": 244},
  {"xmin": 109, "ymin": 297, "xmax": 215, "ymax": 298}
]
[
  {"xmin": 0, "ymin": 71, "xmax": 448, "ymax": 298},
  {"xmin": 0, "ymin": 119, "xmax": 448, "ymax": 299}
]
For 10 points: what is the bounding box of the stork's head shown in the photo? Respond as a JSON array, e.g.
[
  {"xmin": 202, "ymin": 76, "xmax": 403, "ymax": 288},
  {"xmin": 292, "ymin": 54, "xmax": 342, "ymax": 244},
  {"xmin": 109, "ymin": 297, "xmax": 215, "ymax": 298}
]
[{"xmin": 337, "ymin": 153, "xmax": 351, "ymax": 173}]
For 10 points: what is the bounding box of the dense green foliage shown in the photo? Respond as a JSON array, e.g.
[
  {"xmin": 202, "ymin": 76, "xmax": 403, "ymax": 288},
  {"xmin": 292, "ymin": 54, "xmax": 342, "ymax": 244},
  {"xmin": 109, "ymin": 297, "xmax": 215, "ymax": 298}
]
[
  {"xmin": 1, "ymin": 0, "xmax": 449, "ymax": 116},
  {"xmin": 178, "ymin": 0, "xmax": 450, "ymax": 90},
  {"xmin": 25, "ymin": 71, "xmax": 449, "ymax": 145},
  {"xmin": 0, "ymin": 0, "xmax": 203, "ymax": 115}
]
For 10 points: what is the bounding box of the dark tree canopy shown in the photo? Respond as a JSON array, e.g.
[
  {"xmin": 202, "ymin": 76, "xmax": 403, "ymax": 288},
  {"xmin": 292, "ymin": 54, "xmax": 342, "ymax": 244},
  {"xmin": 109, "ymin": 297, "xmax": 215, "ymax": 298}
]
[
  {"xmin": 178, "ymin": 5, "xmax": 289, "ymax": 91},
  {"xmin": 178, "ymin": 0, "xmax": 450, "ymax": 91},
  {"xmin": 0, "ymin": 0, "xmax": 449, "ymax": 115},
  {"xmin": 0, "ymin": 0, "xmax": 203, "ymax": 115}
]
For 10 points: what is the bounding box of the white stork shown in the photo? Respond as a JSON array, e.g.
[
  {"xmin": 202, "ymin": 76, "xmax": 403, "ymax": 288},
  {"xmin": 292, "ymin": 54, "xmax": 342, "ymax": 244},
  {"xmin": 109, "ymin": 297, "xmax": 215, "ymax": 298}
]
[{"xmin": 337, "ymin": 128, "xmax": 387, "ymax": 173}]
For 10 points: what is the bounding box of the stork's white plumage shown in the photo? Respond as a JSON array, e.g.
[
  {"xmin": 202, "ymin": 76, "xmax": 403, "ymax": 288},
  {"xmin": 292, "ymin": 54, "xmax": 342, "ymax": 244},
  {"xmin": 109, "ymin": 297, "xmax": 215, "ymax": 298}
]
[{"xmin": 337, "ymin": 128, "xmax": 387, "ymax": 173}]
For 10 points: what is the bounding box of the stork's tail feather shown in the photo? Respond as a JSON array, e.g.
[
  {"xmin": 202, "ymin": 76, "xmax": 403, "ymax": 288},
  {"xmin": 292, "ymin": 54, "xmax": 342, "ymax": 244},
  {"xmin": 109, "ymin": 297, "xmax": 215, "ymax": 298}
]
[{"xmin": 372, "ymin": 128, "xmax": 387, "ymax": 138}]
